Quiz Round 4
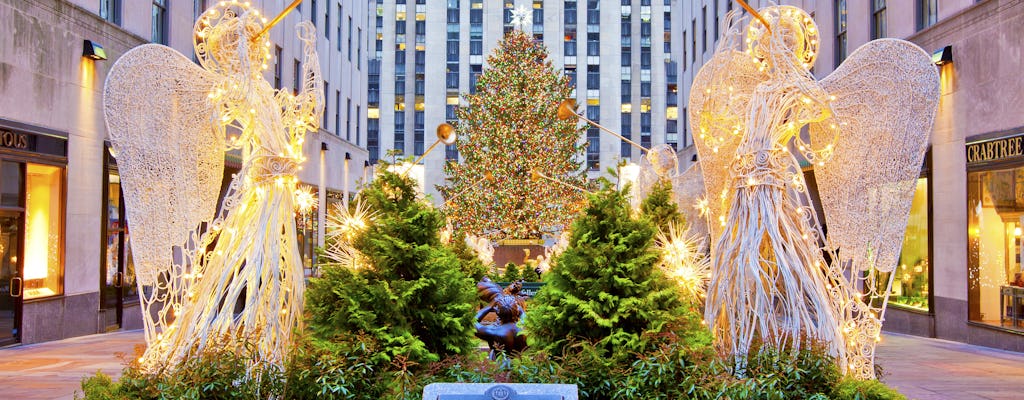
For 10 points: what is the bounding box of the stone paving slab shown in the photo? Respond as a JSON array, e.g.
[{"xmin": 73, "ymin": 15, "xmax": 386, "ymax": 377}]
[
  {"xmin": 0, "ymin": 330, "xmax": 142, "ymax": 400},
  {"xmin": 875, "ymin": 332, "xmax": 1024, "ymax": 400},
  {"xmin": 0, "ymin": 329, "xmax": 1020, "ymax": 399}
]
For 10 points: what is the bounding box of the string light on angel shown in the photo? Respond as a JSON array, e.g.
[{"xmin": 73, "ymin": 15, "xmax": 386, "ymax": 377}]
[
  {"xmin": 103, "ymin": 0, "xmax": 322, "ymax": 371},
  {"xmin": 690, "ymin": 3, "xmax": 939, "ymax": 379}
]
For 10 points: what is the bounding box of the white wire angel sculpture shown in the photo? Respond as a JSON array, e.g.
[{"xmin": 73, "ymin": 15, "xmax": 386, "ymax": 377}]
[
  {"xmin": 690, "ymin": 5, "xmax": 938, "ymax": 379},
  {"xmin": 103, "ymin": 2, "xmax": 322, "ymax": 370}
]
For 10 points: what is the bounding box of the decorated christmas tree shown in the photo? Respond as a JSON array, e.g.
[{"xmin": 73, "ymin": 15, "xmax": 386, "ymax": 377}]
[{"xmin": 441, "ymin": 30, "xmax": 587, "ymax": 240}]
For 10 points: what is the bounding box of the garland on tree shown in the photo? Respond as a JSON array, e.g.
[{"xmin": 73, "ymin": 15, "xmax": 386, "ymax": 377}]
[{"xmin": 441, "ymin": 30, "xmax": 587, "ymax": 240}]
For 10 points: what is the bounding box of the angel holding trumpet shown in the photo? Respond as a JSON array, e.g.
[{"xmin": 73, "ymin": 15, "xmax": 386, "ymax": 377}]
[
  {"xmin": 103, "ymin": 1, "xmax": 323, "ymax": 369},
  {"xmin": 690, "ymin": 3, "xmax": 939, "ymax": 378}
]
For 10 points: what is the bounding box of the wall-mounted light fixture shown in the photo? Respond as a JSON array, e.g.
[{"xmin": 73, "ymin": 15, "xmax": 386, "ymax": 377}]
[
  {"xmin": 83, "ymin": 40, "xmax": 107, "ymax": 60},
  {"xmin": 345, "ymin": 152, "xmax": 352, "ymax": 160},
  {"xmin": 932, "ymin": 46, "xmax": 952, "ymax": 66},
  {"xmin": 320, "ymin": 142, "xmax": 329, "ymax": 151}
]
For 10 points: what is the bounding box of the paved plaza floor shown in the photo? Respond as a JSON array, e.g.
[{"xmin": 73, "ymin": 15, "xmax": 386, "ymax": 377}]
[{"xmin": 0, "ymin": 330, "xmax": 1020, "ymax": 399}]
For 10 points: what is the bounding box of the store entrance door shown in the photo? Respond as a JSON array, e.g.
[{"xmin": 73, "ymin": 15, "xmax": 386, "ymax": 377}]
[
  {"xmin": 0, "ymin": 212, "xmax": 22, "ymax": 345},
  {"xmin": 100, "ymin": 172, "xmax": 125, "ymax": 331}
]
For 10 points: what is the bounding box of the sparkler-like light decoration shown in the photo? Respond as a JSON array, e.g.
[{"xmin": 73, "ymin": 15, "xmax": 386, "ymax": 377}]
[
  {"xmin": 323, "ymin": 200, "xmax": 375, "ymax": 270},
  {"xmin": 655, "ymin": 223, "xmax": 710, "ymax": 302},
  {"xmin": 293, "ymin": 186, "xmax": 316, "ymax": 213}
]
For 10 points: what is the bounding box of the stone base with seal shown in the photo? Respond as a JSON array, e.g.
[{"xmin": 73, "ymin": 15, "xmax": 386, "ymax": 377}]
[{"xmin": 422, "ymin": 383, "xmax": 578, "ymax": 400}]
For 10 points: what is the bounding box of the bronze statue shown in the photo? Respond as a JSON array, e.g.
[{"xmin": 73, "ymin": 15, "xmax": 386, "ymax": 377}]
[{"xmin": 475, "ymin": 277, "xmax": 527, "ymax": 359}]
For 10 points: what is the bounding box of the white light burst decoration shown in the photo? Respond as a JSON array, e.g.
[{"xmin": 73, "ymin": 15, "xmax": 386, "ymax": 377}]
[
  {"xmin": 293, "ymin": 185, "xmax": 316, "ymax": 213},
  {"xmin": 655, "ymin": 223, "xmax": 710, "ymax": 302},
  {"xmin": 323, "ymin": 200, "xmax": 375, "ymax": 270}
]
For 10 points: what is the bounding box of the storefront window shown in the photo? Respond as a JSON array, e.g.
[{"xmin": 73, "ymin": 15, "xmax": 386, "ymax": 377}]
[
  {"xmin": 968, "ymin": 167, "xmax": 1024, "ymax": 331},
  {"xmin": 883, "ymin": 178, "xmax": 930, "ymax": 311},
  {"xmin": 23, "ymin": 164, "xmax": 63, "ymax": 299}
]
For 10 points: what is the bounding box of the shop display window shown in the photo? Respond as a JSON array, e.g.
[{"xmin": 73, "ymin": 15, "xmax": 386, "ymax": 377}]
[
  {"xmin": 23, "ymin": 163, "xmax": 63, "ymax": 299},
  {"xmin": 968, "ymin": 167, "xmax": 1024, "ymax": 331},
  {"xmin": 880, "ymin": 178, "xmax": 930, "ymax": 311}
]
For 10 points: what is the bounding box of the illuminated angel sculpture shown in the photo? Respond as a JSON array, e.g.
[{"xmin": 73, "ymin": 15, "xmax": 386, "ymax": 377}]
[
  {"xmin": 103, "ymin": 2, "xmax": 322, "ymax": 369},
  {"xmin": 690, "ymin": 5, "xmax": 939, "ymax": 379}
]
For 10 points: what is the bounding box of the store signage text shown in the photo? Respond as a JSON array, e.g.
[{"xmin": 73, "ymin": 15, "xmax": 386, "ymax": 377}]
[
  {"xmin": 0, "ymin": 129, "xmax": 29, "ymax": 150},
  {"xmin": 967, "ymin": 135, "xmax": 1024, "ymax": 164}
]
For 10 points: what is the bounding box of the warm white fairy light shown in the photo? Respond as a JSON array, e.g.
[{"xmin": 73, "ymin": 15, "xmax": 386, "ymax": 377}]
[{"xmin": 655, "ymin": 223, "xmax": 711, "ymax": 302}]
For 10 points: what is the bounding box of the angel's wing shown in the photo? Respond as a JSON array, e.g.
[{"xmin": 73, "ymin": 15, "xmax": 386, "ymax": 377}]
[
  {"xmin": 688, "ymin": 49, "xmax": 767, "ymax": 247},
  {"xmin": 810, "ymin": 39, "xmax": 940, "ymax": 273},
  {"xmin": 103, "ymin": 44, "xmax": 224, "ymax": 285},
  {"xmin": 671, "ymin": 163, "xmax": 709, "ymax": 241}
]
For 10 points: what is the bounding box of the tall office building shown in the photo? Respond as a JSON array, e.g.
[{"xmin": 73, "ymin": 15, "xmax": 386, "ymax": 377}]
[
  {"xmin": 369, "ymin": 0, "xmax": 683, "ymax": 202},
  {"xmin": 0, "ymin": 0, "xmax": 366, "ymax": 345},
  {"xmin": 677, "ymin": 0, "xmax": 1024, "ymax": 352}
]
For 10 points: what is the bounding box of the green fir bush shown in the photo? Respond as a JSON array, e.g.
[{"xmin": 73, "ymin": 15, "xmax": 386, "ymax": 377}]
[
  {"xmin": 305, "ymin": 170, "xmax": 478, "ymax": 367},
  {"xmin": 639, "ymin": 178, "xmax": 684, "ymax": 234},
  {"xmin": 523, "ymin": 181, "xmax": 687, "ymax": 360},
  {"xmin": 502, "ymin": 262, "xmax": 521, "ymax": 282}
]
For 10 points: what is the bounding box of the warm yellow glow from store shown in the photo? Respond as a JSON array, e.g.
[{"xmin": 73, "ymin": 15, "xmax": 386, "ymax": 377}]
[{"xmin": 24, "ymin": 164, "xmax": 60, "ymax": 283}]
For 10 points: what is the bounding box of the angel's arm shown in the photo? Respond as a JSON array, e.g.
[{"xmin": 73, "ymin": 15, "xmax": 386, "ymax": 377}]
[{"xmin": 283, "ymin": 22, "xmax": 324, "ymax": 133}]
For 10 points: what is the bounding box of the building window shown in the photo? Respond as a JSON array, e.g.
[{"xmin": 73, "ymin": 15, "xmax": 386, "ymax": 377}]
[
  {"xmin": 346, "ymin": 98, "xmax": 352, "ymax": 140},
  {"xmin": 357, "ymin": 28, "xmax": 362, "ymax": 69},
  {"xmin": 336, "ymin": 4, "xmax": 342, "ymax": 50},
  {"xmin": 968, "ymin": 163, "xmax": 1024, "ymax": 332},
  {"xmin": 587, "ymin": 32, "xmax": 600, "ymax": 56},
  {"xmin": 335, "ymin": 90, "xmax": 341, "ymax": 137},
  {"xmin": 394, "ymin": 111, "xmax": 406, "ymax": 154},
  {"xmin": 293, "ymin": 59, "xmax": 301, "ymax": 95},
  {"xmin": 917, "ymin": 0, "xmax": 938, "ymax": 30},
  {"xmin": 586, "ymin": 106, "xmax": 600, "ymax": 171},
  {"xmin": 565, "ymin": 0, "xmax": 577, "ymax": 25},
  {"xmin": 713, "ymin": 0, "xmax": 719, "ymax": 38},
  {"xmin": 22, "ymin": 163, "xmax": 65, "ymax": 299},
  {"xmin": 355, "ymin": 105, "xmax": 361, "ymax": 144},
  {"xmin": 446, "ymin": 63, "xmax": 459, "ymax": 89},
  {"xmin": 470, "ymin": 64, "xmax": 482, "ymax": 94},
  {"xmin": 368, "ymin": 118, "xmax": 380, "ymax": 164},
  {"xmin": 691, "ymin": 19, "xmax": 696, "ymax": 63},
  {"xmin": 414, "ymin": 111, "xmax": 425, "ymax": 155},
  {"xmin": 587, "ymin": 65, "xmax": 600, "ymax": 90},
  {"xmin": 871, "ymin": 0, "xmax": 887, "ymax": 39},
  {"xmin": 835, "ymin": 0, "xmax": 848, "ymax": 67},
  {"xmin": 620, "ymin": 113, "xmax": 632, "ymax": 158},
  {"xmin": 876, "ymin": 176, "xmax": 930, "ymax": 311},
  {"xmin": 325, "ymin": 1, "xmax": 331, "ymax": 39},
  {"xmin": 311, "ymin": 0, "xmax": 318, "ymax": 27},
  {"xmin": 323, "ymin": 82, "xmax": 330, "ymax": 130},
  {"xmin": 151, "ymin": 0, "xmax": 168, "ymax": 44},
  {"xmin": 348, "ymin": 17, "xmax": 354, "ymax": 61},
  {"xmin": 102, "ymin": 0, "xmax": 122, "ymax": 25},
  {"xmin": 273, "ymin": 46, "xmax": 283, "ymax": 90},
  {"xmin": 701, "ymin": 6, "xmax": 707, "ymax": 54}
]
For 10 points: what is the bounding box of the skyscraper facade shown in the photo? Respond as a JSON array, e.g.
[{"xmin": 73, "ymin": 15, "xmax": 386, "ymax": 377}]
[{"xmin": 369, "ymin": 0, "xmax": 683, "ymax": 202}]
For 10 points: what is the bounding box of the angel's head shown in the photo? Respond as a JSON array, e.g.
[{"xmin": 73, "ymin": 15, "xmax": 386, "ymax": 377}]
[
  {"xmin": 193, "ymin": 3, "xmax": 270, "ymax": 77},
  {"xmin": 746, "ymin": 6, "xmax": 819, "ymax": 72}
]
